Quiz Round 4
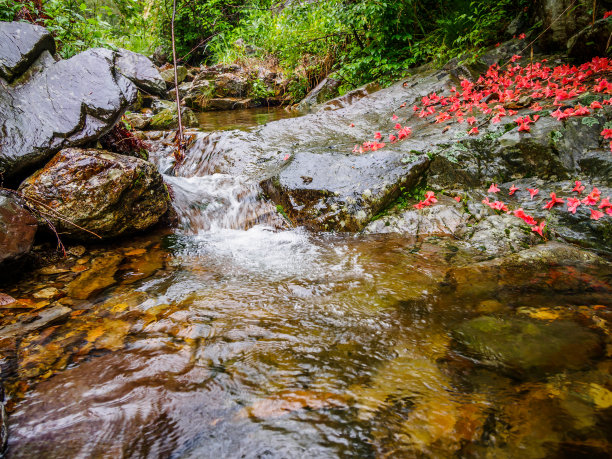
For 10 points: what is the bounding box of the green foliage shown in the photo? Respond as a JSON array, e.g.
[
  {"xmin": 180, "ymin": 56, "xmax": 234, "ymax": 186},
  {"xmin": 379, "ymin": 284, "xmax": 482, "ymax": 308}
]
[
  {"xmin": 249, "ymin": 78, "xmax": 274, "ymax": 100},
  {"xmin": 2, "ymin": 0, "xmax": 153, "ymax": 58}
]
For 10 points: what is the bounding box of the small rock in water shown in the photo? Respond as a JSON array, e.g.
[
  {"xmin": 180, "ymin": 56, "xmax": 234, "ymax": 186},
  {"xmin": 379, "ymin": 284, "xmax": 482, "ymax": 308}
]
[
  {"xmin": 32, "ymin": 287, "xmax": 60, "ymax": 300},
  {"xmin": 0, "ymin": 293, "xmax": 16, "ymax": 306}
]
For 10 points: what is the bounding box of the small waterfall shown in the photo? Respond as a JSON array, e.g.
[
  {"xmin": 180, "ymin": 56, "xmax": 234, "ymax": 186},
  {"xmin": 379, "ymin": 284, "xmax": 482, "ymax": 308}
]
[
  {"xmin": 147, "ymin": 131, "xmax": 285, "ymax": 234},
  {"xmin": 164, "ymin": 174, "xmax": 285, "ymax": 233}
]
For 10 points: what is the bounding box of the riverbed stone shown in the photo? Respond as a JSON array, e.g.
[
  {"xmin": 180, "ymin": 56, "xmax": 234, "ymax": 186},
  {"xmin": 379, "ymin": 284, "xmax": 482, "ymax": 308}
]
[
  {"xmin": 18, "ymin": 148, "xmax": 170, "ymax": 240},
  {"xmin": 0, "ymin": 35, "xmax": 138, "ymax": 178},
  {"xmin": 214, "ymin": 73, "xmax": 248, "ymax": 98},
  {"xmin": 0, "ymin": 192, "xmax": 37, "ymax": 265},
  {"xmin": 467, "ymin": 214, "xmax": 537, "ymax": 256},
  {"xmin": 0, "ymin": 305, "xmax": 71, "ymax": 340},
  {"xmin": 452, "ymin": 316, "xmax": 604, "ymax": 377},
  {"xmin": 262, "ymin": 152, "xmax": 429, "ymax": 231}
]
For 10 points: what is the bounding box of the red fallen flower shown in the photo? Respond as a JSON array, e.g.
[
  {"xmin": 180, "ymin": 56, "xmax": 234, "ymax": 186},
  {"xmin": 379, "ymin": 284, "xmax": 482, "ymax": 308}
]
[
  {"xmin": 551, "ymin": 108, "xmax": 571, "ymax": 121},
  {"xmin": 532, "ymin": 114, "xmax": 540, "ymax": 122},
  {"xmin": 394, "ymin": 123, "xmax": 402, "ymax": 130},
  {"xmin": 530, "ymin": 102, "xmax": 543, "ymax": 111},
  {"xmin": 604, "ymin": 10, "xmax": 612, "ymax": 19},
  {"xmin": 601, "ymin": 128, "xmax": 612, "ymax": 139},
  {"xmin": 572, "ymin": 180, "xmax": 585, "ymax": 193},
  {"xmin": 400, "ymin": 103, "xmax": 406, "ymax": 108},
  {"xmin": 590, "ymin": 100, "xmax": 603, "ymax": 109},
  {"xmin": 532, "ymin": 220, "xmax": 546, "ymax": 237},
  {"xmin": 283, "ymin": 154, "xmax": 290, "ymax": 161},
  {"xmin": 454, "ymin": 196, "xmax": 461, "ymax": 202},
  {"xmin": 491, "ymin": 200, "xmax": 509, "ymax": 211},
  {"xmin": 349, "ymin": 123, "xmax": 355, "ymax": 127},
  {"xmin": 567, "ymin": 197, "xmax": 581, "ymax": 213},
  {"xmin": 543, "ymin": 192, "xmax": 564, "ymax": 209},
  {"xmin": 468, "ymin": 127, "xmax": 479, "ymax": 135},
  {"xmin": 370, "ymin": 141, "xmax": 385, "ymax": 151},
  {"xmin": 389, "ymin": 134, "xmax": 397, "ymax": 143},
  {"xmin": 374, "ymin": 132, "xmax": 382, "ymax": 140},
  {"xmin": 582, "ymin": 188, "xmax": 601, "ymax": 205},
  {"xmin": 518, "ymin": 33, "xmax": 526, "ymax": 39},
  {"xmin": 353, "ymin": 145, "xmax": 361, "ymax": 153},
  {"xmin": 571, "ymin": 104, "xmax": 590, "ymax": 116},
  {"xmin": 598, "ymin": 196, "xmax": 612, "ymax": 209},
  {"xmin": 509, "ymin": 184, "xmax": 519, "ymax": 195},
  {"xmin": 488, "ymin": 183, "xmax": 500, "ymax": 193},
  {"xmin": 424, "ymin": 191, "xmax": 437, "ymax": 204},
  {"xmin": 413, "ymin": 201, "xmax": 426, "ymax": 209},
  {"xmin": 518, "ymin": 122, "xmax": 531, "ymax": 132},
  {"xmin": 514, "ymin": 208, "xmax": 537, "ymax": 225},
  {"xmin": 392, "ymin": 114, "xmax": 399, "ymax": 121},
  {"xmin": 510, "ymin": 55, "xmax": 522, "ymax": 63},
  {"xmin": 467, "ymin": 116, "xmax": 477, "ymax": 125},
  {"xmin": 436, "ymin": 112, "xmax": 452, "ymax": 123},
  {"xmin": 491, "ymin": 115, "xmax": 502, "ymax": 124},
  {"xmin": 397, "ymin": 126, "xmax": 412, "ymax": 139},
  {"xmin": 495, "ymin": 43, "xmax": 501, "ymax": 47},
  {"xmin": 413, "ymin": 105, "xmax": 419, "ymax": 112},
  {"xmin": 528, "ymin": 188, "xmax": 539, "ymax": 199},
  {"xmin": 590, "ymin": 208, "xmax": 604, "ymax": 220}
]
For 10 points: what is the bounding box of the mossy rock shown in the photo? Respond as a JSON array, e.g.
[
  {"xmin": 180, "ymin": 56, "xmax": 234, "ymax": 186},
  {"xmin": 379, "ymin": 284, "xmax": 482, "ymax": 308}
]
[{"xmin": 452, "ymin": 316, "xmax": 603, "ymax": 378}]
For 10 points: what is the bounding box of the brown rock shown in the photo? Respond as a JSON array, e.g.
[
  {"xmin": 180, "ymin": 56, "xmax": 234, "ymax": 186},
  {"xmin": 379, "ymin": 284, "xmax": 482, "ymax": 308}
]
[{"xmin": 19, "ymin": 148, "xmax": 170, "ymax": 240}]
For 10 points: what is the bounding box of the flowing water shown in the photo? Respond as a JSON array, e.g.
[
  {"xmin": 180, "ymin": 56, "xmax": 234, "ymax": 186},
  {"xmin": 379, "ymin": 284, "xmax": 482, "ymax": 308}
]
[{"xmin": 2, "ymin": 109, "xmax": 612, "ymax": 458}]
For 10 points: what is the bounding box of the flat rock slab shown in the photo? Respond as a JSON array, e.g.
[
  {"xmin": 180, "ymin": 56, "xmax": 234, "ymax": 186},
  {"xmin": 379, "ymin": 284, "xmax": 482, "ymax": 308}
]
[
  {"xmin": 0, "ymin": 21, "xmax": 55, "ymax": 82},
  {"xmin": 0, "ymin": 305, "xmax": 71, "ymax": 340},
  {"xmin": 262, "ymin": 152, "xmax": 429, "ymax": 231}
]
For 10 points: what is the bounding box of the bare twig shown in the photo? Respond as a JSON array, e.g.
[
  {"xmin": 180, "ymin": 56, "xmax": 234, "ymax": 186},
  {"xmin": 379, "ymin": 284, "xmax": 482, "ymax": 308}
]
[{"xmin": 171, "ymin": 0, "xmax": 185, "ymax": 163}]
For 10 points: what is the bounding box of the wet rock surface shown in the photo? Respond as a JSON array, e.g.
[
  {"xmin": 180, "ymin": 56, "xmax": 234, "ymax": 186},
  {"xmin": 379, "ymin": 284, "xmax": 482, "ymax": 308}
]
[
  {"xmin": 262, "ymin": 152, "xmax": 428, "ymax": 231},
  {"xmin": 0, "ymin": 22, "xmax": 166, "ymax": 180},
  {"xmin": 452, "ymin": 315, "xmax": 604, "ymax": 377},
  {"xmin": 365, "ymin": 196, "xmax": 469, "ymax": 238},
  {"xmin": 0, "ymin": 21, "xmax": 55, "ymax": 82},
  {"xmin": 0, "ymin": 37, "xmax": 137, "ymax": 179},
  {"xmin": 0, "ymin": 192, "xmax": 37, "ymax": 265},
  {"xmin": 19, "ymin": 148, "xmax": 170, "ymax": 240},
  {"xmin": 445, "ymin": 242, "xmax": 612, "ymax": 300},
  {"xmin": 115, "ymin": 48, "xmax": 166, "ymax": 96}
]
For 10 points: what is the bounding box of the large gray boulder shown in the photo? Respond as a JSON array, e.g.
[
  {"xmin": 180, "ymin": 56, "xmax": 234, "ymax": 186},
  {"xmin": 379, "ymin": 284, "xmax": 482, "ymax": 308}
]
[
  {"xmin": 19, "ymin": 148, "xmax": 171, "ymax": 240},
  {"xmin": 0, "ymin": 21, "xmax": 55, "ymax": 82},
  {"xmin": 0, "ymin": 22, "xmax": 164, "ymax": 180},
  {"xmin": 0, "ymin": 191, "xmax": 37, "ymax": 264},
  {"xmin": 115, "ymin": 48, "xmax": 166, "ymax": 96}
]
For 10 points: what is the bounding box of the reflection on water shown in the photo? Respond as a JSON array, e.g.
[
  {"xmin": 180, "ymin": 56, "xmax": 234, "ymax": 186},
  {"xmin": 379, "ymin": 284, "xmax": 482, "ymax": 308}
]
[
  {"xmin": 2, "ymin": 109, "xmax": 612, "ymax": 458},
  {"xmin": 196, "ymin": 107, "xmax": 298, "ymax": 132}
]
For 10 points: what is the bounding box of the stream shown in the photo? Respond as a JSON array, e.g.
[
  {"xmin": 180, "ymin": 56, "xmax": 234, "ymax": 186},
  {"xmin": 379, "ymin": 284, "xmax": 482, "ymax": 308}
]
[{"xmin": 2, "ymin": 108, "xmax": 612, "ymax": 458}]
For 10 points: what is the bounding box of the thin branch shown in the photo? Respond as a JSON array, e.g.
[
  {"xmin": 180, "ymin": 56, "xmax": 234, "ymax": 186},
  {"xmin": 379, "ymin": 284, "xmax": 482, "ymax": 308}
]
[{"xmin": 171, "ymin": 0, "xmax": 185, "ymax": 163}]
